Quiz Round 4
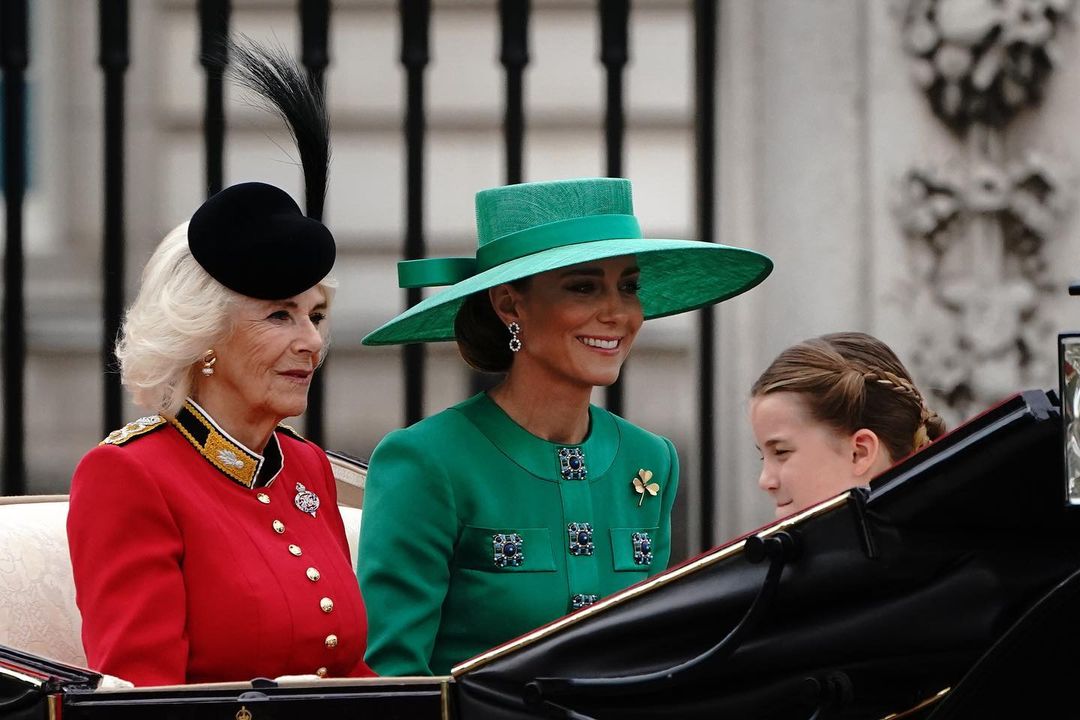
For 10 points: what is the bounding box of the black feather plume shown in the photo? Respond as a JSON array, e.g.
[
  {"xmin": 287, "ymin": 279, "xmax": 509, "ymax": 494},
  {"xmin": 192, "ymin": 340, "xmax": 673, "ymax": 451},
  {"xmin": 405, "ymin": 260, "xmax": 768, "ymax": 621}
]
[{"xmin": 227, "ymin": 35, "xmax": 330, "ymax": 221}]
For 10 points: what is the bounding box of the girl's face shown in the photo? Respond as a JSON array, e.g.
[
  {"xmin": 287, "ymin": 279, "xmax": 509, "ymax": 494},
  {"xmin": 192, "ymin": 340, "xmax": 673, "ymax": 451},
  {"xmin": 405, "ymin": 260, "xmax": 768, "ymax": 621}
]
[
  {"xmin": 496, "ymin": 255, "xmax": 643, "ymax": 389},
  {"xmin": 750, "ymin": 391, "xmax": 889, "ymax": 518}
]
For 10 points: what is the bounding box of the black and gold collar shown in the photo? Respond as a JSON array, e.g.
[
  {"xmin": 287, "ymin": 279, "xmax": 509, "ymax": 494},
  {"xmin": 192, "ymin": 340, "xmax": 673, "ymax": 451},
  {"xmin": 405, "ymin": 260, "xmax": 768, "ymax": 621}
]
[{"xmin": 170, "ymin": 399, "xmax": 284, "ymax": 489}]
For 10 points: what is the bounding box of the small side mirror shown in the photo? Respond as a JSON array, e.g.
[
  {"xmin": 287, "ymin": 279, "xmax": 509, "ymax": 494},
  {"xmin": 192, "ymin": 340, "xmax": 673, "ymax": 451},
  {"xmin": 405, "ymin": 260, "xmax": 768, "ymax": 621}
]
[{"xmin": 1058, "ymin": 333, "xmax": 1080, "ymax": 505}]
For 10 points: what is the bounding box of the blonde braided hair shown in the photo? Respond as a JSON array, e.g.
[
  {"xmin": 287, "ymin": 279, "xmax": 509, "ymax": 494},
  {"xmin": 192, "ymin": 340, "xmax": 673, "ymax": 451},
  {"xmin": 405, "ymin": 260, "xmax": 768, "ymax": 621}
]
[{"xmin": 752, "ymin": 332, "xmax": 946, "ymax": 462}]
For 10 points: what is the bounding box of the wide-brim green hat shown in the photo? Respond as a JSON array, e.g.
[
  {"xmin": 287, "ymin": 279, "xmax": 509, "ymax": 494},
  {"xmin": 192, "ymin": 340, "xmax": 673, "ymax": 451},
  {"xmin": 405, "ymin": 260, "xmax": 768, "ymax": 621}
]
[{"xmin": 362, "ymin": 178, "xmax": 773, "ymax": 346}]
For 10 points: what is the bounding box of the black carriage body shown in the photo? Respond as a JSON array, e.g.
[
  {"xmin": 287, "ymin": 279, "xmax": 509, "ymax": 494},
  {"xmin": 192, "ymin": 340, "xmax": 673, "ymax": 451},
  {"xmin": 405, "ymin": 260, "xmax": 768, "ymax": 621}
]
[
  {"xmin": 0, "ymin": 654, "xmax": 451, "ymax": 720},
  {"xmin": 59, "ymin": 679, "xmax": 450, "ymax": 720}
]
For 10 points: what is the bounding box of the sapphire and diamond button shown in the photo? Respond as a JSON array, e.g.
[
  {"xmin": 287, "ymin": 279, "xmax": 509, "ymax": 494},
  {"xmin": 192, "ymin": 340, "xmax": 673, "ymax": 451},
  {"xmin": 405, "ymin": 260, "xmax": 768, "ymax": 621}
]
[
  {"xmin": 272, "ymin": 520, "xmax": 285, "ymax": 534},
  {"xmin": 325, "ymin": 634, "xmax": 339, "ymax": 649},
  {"xmin": 320, "ymin": 597, "xmax": 334, "ymax": 613},
  {"xmin": 567, "ymin": 522, "xmax": 594, "ymax": 556},
  {"xmin": 492, "ymin": 533, "xmax": 524, "ymax": 568},
  {"xmin": 557, "ymin": 447, "xmax": 588, "ymax": 481},
  {"xmin": 571, "ymin": 593, "xmax": 599, "ymax": 610},
  {"xmin": 632, "ymin": 532, "xmax": 653, "ymax": 566},
  {"xmin": 288, "ymin": 544, "xmax": 303, "ymax": 557},
  {"xmin": 257, "ymin": 493, "xmax": 271, "ymax": 504},
  {"xmin": 306, "ymin": 567, "xmax": 321, "ymax": 582}
]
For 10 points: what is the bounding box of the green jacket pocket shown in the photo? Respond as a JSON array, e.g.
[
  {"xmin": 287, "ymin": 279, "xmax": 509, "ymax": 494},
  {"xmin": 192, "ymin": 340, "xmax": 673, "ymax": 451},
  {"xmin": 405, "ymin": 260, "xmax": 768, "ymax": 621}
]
[
  {"xmin": 456, "ymin": 525, "xmax": 556, "ymax": 572},
  {"xmin": 610, "ymin": 527, "xmax": 659, "ymax": 571}
]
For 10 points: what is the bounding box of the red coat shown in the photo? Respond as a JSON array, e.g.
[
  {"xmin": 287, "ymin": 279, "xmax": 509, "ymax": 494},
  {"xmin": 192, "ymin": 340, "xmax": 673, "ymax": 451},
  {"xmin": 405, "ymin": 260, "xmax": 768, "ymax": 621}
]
[{"xmin": 67, "ymin": 400, "xmax": 374, "ymax": 685}]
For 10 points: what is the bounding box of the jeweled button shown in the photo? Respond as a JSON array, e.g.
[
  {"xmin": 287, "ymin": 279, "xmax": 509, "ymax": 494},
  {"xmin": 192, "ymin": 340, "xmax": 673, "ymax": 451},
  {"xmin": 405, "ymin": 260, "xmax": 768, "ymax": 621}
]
[
  {"xmin": 567, "ymin": 522, "xmax": 594, "ymax": 556},
  {"xmin": 288, "ymin": 544, "xmax": 302, "ymax": 557},
  {"xmin": 257, "ymin": 493, "xmax": 271, "ymax": 504},
  {"xmin": 325, "ymin": 634, "xmax": 338, "ymax": 648},
  {"xmin": 272, "ymin": 520, "xmax": 285, "ymax": 534},
  {"xmin": 306, "ymin": 567, "xmax": 321, "ymax": 582},
  {"xmin": 571, "ymin": 593, "xmax": 599, "ymax": 610},
  {"xmin": 320, "ymin": 597, "xmax": 334, "ymax": 613},
  {"xmin": 316, "ymin": 667, "xmax": 328, "ymax": 678}
]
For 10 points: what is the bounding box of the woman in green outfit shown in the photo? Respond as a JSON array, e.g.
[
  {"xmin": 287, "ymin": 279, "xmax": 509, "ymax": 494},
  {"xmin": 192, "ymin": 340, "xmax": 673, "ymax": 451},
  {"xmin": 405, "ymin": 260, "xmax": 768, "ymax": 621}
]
[{"xmin": 357, "ymin": 177, "xmax": 773, "ymax": 676}]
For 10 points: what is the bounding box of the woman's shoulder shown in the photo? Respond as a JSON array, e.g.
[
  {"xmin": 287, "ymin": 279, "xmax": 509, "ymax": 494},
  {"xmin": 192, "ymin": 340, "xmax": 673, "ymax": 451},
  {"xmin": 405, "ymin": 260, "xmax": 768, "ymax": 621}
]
[
  {"xmin": 596, "ymin": 410, "xmax": 679, "ymax": 486},
  {"xmin": 601, "ymin": 409, "xmax": 675, "ymax": 456},
  {"xmin": 72, "ymin": 417, "xmax": 177, "ymax": 501},
  {"xmin": 377, "ymin": 402, "xmax": 479, "ymax": 448},
  {"xmin": 98, "ymin": 414, "xmax": 171, "ymax": 449},
  {"xmin": 367, "ymin": 401, "xmax": 492, "ymax": 482},
  {"xmin": 78, "ymin": 415, "xmax": 174, "ymax": 470}
]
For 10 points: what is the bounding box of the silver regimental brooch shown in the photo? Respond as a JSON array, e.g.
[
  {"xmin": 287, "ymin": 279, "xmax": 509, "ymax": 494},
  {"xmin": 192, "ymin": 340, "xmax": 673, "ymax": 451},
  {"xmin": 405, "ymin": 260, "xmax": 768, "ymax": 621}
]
[{"xmin": 293, "ymin": 482, "xmax": 320, "ymax": 518}]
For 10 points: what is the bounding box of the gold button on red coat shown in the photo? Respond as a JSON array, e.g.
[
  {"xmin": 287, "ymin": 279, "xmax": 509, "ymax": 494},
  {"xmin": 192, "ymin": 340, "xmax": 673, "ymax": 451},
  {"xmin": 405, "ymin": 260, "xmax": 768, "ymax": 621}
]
[
  {"xmin": 320, "ymin": 597, "xmax": 334, "ymax": 613},
  {"xmin": 316, "ymin": 667, "xmax": 328, "ymax": 678},
  {"xmin": 288, "ymin": 544, "xmax": 302, "ymax": 557},
  {"xmin": 272, "ymin": 520, "xmax": 285, "ymax": 534},
  {"xmin": 306, "ymin": 567, "xmax": 320, "ymax": 582},
  {"xmin": 257, "ymin": 493, "xmax": 271, "ymax": 504},
  {"xmin": 324, "ymin": 634, "xmax": 338, "ymax": 648}
]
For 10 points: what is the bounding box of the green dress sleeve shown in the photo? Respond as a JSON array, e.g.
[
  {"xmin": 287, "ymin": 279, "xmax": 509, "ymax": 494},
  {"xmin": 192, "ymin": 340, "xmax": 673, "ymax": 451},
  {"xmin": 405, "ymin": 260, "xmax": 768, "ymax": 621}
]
[
  {"xmin": 652, "ymin": 436, "xmax": 679, "ymax": 572},
  {"xmin": 356, "ymin": 428, "xmax": 458, "ymax": 676}
]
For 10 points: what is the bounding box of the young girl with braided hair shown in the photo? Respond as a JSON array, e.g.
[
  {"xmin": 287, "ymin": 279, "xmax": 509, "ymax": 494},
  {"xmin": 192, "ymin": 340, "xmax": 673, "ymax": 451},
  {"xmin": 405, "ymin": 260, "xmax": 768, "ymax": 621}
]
[{"xmin": 750, "ymin": 332, "xmax": 946, "ymax": 518}]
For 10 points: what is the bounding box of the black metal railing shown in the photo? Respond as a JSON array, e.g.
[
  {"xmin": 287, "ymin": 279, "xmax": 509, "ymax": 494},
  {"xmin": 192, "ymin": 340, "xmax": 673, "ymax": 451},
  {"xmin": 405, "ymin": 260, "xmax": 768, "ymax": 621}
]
[
  {"xmin": 199, "ymin": 0, "xmax": 230, "ymax": 198},
  {"xmin": 500, "ymin": 0, "xmax": 529, "ymax": 187},
  {"xmin": 1, "ymin": 0, "xmax": 29, "ymax": 496},
  {"xmin": 695, "ymin": 0, "xmax": 718, "ymax": 551},
  {"xmin": 600, "ymin": 0, "xmax": 629, "ymax": 417},
  {"xmin": 470, "ymin": 0, "xmax": 530, "ymax": 397},
  {"xmin": 300, "ymin": 0, "xmax": 331, "ymax": 445},
  {"xmin": 0, "ymin": 2, "xmax": 723, "ymax": 548},
  {"xmin": 99, "ymin": 0, "xmax": 129, "ymax": 436},
  {"xmin": 400, "ymin": 0, "xmax": 430, "ymax": 427}
]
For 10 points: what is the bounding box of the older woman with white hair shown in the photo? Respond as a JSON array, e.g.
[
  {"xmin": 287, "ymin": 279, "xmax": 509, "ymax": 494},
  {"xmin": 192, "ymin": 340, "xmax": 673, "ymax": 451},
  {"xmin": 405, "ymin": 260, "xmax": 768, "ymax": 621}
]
[{"xmin": 66, "ymin": 43, "xmax": 373, "ymax": 685}]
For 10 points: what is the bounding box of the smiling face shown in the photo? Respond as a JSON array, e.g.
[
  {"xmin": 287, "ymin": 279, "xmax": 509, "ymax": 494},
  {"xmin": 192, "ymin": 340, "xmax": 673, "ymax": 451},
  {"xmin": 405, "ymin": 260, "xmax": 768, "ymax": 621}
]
[
  {"xmin": 750, "ymin": 391, "xmax": 888, "ymax": 518},
  {"xmin": 196, "ymin": 285, "xmax": 329, "ymax": 429},
  {"xmin": 494, "ymin": 255, "xmax": 644, "ymax": 390}
]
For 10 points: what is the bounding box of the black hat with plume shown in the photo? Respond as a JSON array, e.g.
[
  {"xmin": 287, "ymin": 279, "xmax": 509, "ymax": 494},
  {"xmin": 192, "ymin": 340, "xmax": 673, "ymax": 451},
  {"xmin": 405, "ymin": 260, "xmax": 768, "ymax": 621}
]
[{"xmin": 188, "ymin": 37, "xmax": 334, "ymax": 300}]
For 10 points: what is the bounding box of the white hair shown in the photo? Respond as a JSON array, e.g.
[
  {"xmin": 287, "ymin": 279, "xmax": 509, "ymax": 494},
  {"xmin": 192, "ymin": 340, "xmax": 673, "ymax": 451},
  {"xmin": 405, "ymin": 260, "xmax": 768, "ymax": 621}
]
[{"xmin": 117, "ymin": 222, "xmax": 336, "ymax": 417}]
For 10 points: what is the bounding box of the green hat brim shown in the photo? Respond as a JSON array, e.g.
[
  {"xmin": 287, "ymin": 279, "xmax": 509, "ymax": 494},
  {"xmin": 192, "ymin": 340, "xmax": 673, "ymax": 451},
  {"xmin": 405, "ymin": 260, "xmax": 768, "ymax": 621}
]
[{"xmin": 362, "ymin": 238, "xmax": 773, "ymax": 346}]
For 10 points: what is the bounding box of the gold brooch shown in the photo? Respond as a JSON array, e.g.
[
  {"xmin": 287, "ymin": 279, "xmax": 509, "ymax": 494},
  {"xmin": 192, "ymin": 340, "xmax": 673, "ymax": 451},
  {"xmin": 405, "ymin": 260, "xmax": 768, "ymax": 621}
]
[{"xmin": 632, "ymin": 469, "xmax": 659, "ymax": 507}]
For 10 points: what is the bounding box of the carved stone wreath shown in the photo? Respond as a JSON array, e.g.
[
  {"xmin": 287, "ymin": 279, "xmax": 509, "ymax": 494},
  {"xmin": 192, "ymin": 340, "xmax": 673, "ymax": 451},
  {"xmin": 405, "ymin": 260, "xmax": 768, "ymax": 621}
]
[
  {"xmin": 901, "ymin": 0, "xmax": 1074, "ymax": 132},
  {"xmin": 896, "ymin": 0, "xmax": 1074, "ymax": 423}
]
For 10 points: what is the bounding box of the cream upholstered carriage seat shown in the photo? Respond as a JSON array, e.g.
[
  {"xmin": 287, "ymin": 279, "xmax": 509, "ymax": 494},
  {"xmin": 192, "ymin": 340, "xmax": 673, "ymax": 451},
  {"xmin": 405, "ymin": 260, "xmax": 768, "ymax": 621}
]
[
  {"xmin": 0, "ymin": 452, "xmax": 366, "ymax": 669},
  {"xmin": 0, "ymin": 495, "xmax": 87, "ymax": 666}
]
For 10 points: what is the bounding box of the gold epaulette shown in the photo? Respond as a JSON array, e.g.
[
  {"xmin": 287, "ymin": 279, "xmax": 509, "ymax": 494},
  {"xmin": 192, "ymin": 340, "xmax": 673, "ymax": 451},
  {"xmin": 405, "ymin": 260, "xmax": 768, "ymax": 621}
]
[
  {"xmin": 100, "ymin": 415, "xmax": 167, "ymax": 446},
  {"xmin": 276, "ymin": 423, "xmax": 307, "ymax": 443}
]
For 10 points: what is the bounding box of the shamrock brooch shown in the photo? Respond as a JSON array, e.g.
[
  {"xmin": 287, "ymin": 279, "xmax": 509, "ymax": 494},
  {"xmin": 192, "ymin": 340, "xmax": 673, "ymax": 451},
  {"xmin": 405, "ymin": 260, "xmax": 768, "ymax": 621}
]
[{"xmin": 632, "ymin": 469, "xmax": 660, "ymax": 507}]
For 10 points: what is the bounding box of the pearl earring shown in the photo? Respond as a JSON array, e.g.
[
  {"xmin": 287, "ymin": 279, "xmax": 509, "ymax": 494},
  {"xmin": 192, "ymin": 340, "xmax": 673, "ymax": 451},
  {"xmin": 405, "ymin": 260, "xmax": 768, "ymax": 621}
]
[{"xmin": 201, "ymin": 349, "xmax": 217, "ymax": 377}]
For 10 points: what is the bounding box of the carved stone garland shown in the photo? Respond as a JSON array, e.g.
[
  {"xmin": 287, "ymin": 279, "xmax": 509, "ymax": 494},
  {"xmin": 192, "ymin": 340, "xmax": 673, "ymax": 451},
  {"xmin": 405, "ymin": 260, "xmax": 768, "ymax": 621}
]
[{"xmin": 897, "ymin": 0, "xmax": 1073, "ymax": 423}]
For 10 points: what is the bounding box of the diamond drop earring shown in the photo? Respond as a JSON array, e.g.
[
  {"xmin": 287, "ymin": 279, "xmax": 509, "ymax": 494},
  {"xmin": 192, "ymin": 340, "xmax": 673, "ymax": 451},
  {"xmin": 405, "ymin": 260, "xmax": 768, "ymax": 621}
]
[{"xmin": 508, "ymin": 322, "xmax": 522, "ymax": 353}]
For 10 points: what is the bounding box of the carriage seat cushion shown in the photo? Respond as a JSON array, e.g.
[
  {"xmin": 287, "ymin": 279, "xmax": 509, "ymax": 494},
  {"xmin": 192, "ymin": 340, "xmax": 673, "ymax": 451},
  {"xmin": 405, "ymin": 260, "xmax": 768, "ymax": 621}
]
[{"xmin": 0, "ymin": 495, "xmax": 363, "ymax": 670}]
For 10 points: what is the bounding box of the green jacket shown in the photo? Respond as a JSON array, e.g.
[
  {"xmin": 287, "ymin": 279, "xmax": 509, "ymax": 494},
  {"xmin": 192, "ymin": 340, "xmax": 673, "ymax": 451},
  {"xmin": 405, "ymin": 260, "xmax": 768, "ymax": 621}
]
[{"xmin": 356, "ymin": 393, "xmax": 679, "ymax": 676}]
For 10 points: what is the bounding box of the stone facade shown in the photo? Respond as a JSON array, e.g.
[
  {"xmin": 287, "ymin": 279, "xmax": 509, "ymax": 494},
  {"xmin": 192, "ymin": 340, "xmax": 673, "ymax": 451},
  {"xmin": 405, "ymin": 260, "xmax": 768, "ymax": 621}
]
[{"xmin": 3, "ymin": 0, "xmax": 1079, "ymax": 562}]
